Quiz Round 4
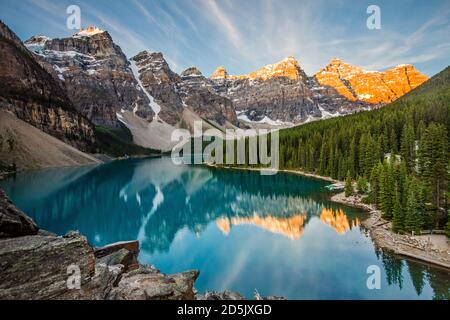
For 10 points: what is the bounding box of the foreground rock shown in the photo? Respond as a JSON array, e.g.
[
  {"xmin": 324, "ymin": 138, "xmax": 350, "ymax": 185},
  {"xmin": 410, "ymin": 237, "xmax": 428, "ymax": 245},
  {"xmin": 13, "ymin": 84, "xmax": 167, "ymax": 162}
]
[
  {"xmin": 0, "ymin": 232, "xmax": 96, "ymax": 299},
  {"xmin": 108, "ymin": 266, "xmax": 199, "ymax": 300},
  {"xmin": 0, "ymin": 189, "xmax": 38, "ymax": 238},
  {"xmin": 94, "ymin": 240, "xmax": 140, "ymax": 272},
  {"xmin": 0, "ymin": 190, "xmax": 199, "ymax": 300}
]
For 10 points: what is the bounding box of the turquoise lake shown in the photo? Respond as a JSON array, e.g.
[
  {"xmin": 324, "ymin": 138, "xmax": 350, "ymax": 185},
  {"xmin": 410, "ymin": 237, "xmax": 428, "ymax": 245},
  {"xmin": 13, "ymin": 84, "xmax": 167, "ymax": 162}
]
[{"xmin": 1, "ymin": 157, "xmax": 449, "ymax": 299}]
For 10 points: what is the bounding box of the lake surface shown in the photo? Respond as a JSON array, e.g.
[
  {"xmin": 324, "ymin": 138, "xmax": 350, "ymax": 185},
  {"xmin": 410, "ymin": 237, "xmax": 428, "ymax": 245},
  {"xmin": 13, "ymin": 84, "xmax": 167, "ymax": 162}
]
[{"xmin": 1, "ymin": 157, "xmax": 449, "ymax": 299}]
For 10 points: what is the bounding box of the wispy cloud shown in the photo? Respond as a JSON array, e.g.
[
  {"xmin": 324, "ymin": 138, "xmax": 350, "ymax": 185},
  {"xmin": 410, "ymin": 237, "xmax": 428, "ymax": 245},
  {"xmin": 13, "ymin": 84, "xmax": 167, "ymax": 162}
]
[
  {"xmin": 197, "ymin": 0, "xmax": 243, "ymax": 49},
  {"xmin": 2, "ymin": 0, "xmax": 449, "ymax": 76}
]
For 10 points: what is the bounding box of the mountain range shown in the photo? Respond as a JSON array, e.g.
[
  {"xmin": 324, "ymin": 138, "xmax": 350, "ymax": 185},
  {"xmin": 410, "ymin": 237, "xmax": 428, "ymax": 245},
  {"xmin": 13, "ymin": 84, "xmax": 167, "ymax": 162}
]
[{"xmin": 1, "ymin": 22, "xmax": 429, "ymax": 157}]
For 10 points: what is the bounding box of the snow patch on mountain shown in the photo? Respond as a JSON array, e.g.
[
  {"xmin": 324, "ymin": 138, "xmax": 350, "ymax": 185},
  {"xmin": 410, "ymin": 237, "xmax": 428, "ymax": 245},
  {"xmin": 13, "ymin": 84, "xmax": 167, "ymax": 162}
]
[
  {"xmin": 117, "ymin": 110, "xmax": 176, "ymax": 151},
  {"xmin": 129, "ymin": 60, "xmax": 161, "ymax": 117},
  {"xmin": 237, "ymin": 112, "xmax": 293, "ymax": 127}
]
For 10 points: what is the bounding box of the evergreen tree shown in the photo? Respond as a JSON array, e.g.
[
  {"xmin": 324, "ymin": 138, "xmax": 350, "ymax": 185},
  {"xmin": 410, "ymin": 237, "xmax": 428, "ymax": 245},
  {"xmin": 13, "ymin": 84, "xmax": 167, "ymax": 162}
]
[
  {"xmin": 379, "ymin": 161, "xmax": 395, "ymax": 219},
  {"xmin": 397, "ymin": 162, "xmax": 408, "ymax": 207},
  {"xmin": 445, "ymin": 211, "xmax": 450, "ymax": 238},
  {"xmin": 389, "ymin": 128, "xmax": 398, "ymax": 154},
  {"xmin": 272, "ymin": 67, "xmax": 450, "ymax": 230},
  {"xmin": 369, "ymin": 163, "xmax": 381, "ymax": 204},
  {"xmin": 419, "ymin": 124, "xmax": 448, "ymax": 211},
  {"xmin": 356, "ymin": 176, "xmax": 368, "ymax": 194},
  {"xmin": 349, "ymin": 137, "xmax": 357, "ymax": 178},
  {"xmin": 392, "ymin": 188, "xmax": 404, "ymax": 233},
  {"xmin": 400, "ymin": 123, "xmax": 416, "ymax": 173},
  {"xmin": 345, "ymin": 170, "xmax": 353, "ymax": 197},
  {"xmin": 405, "ymin": 180, "xmax": 423, "ymax": 234}
]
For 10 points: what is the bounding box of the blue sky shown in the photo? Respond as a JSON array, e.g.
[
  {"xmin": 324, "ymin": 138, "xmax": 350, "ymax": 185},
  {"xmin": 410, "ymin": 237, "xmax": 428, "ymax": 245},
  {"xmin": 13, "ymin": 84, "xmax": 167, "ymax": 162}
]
[{"xmin": 1, "ymin": 0, "xmax": 449, "ymax": 76}]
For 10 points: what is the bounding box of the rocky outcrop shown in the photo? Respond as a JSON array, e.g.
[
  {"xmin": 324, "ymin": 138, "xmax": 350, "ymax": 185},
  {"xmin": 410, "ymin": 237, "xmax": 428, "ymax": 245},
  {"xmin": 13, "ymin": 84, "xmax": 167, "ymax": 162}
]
[
  {"xmin": 0, "ymin": 232, "xmax": 96, "ymax": 299},
  {"xmin": 0, "ymin": 189, "xmax": 200, "ymax": 300},
  {"xmin": 131, "ymin": 51, "xmax": 238, "ymax": 127},
  {"xmin": 210, "ymin": 57, "xmax": 428, "ymax": 125},
  {"xmin": 0, "ymin": 21, "xmax": 96, "ymax": 152},
  {"xmin": 94, "ymin": 240, "xmax": 140, "ymax": 272},
  {"xmin": 108, "ymin": 266, "xmax": 199, "ymax": 300},
  {"xmin": 210, "ymin": 57, "xmax": 357, "ymax": 124},
  {"xmin": 179, "ymin": 67, "xmax": 237, "ymax": 126},
  {"xmin": 0, "ymin": 189, "xmax": 38, "ymax": 238},
  {"xmin": 198, "ymin": 290, "xmax": 245, "ymax": 300},
  {"xmin": 25, "ymin": 27, "xmax": 154, "ymax": 128},
  {"xmin": 314, "ymin": 58, "xmax": 429, "ymax": 104},
  {"xmin": 131, "ymin": 51, "xmax": 183, "ymax": 126}
]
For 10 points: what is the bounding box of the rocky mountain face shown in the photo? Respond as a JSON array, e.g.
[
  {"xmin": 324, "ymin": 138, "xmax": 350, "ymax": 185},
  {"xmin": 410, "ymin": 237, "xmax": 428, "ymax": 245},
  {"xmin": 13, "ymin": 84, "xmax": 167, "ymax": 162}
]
[
  {"xmin": 25, "ymin": 27, "xmax": 154, "ymax": 128},
  {"xmin": 179, "ymin": 67, "xmax": 237, "ymax": 126},
  {"xmin": 314, "ymin": 58, "xmax": 429, "ymax": 104},
  {"xmin": 0, "ymin": 21, "xmax": 96, "ymax": 152},
  {"xmin": 131, "ymin": 51, "xmax": 183, "ymax": 126},
  {"xmin": 210, "ymin": 57, "xmax": 428, "ymax": 125},
  {"xmin": 131, "ymin": 51, "xmax": 237, "ymax": 127},
  {"xmin": 210, "ymin": 57, "xmax": 363, "ymax": 124},
  {"xmin": 17, "ymin": 22, "xmax": 429, "ymax": 150}
]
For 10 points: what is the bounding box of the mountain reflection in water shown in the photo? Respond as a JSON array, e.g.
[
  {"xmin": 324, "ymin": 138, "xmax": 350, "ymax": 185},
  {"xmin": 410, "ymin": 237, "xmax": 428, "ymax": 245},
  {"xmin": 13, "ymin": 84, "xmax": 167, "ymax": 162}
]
[{"xmin": 1, "ymin": 157, "xmax": 448, "ymax": 300}]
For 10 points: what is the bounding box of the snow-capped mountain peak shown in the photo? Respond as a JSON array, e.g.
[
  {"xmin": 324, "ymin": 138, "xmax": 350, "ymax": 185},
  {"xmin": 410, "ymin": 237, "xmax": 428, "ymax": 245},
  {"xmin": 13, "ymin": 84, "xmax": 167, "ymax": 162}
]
[
  {"xmin": 73, "ymin": 26, "xmax": 105, "ymax": 38},
  {"xmin": 210, "ymin": 56, "xmax": 304, "ymax": 81}
]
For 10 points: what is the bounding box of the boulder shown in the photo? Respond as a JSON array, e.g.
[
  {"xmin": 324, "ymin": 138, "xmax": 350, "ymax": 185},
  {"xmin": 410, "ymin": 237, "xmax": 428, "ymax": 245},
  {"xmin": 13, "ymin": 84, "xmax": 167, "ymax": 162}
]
[
  {"xmin": 198, "ymin": 290, "xmax": 245, "ymax": 300},
  {"xmin": 94, "ymin": 240, "xmax": 140, "ymax": 271},
  {"xmin": 0, "ymin": 232, "xmax": 95, "ymax": 299},
  {"xmin": 58, "ymin": 264, "xmax": 124, "ymax": 300},
  {"xmin": 107, "ymin": 265, "xmax": 199, "ymax": 300},
  {"xmin": 0, "ymin": 189, "xmax": 38, "ymax": 238}
]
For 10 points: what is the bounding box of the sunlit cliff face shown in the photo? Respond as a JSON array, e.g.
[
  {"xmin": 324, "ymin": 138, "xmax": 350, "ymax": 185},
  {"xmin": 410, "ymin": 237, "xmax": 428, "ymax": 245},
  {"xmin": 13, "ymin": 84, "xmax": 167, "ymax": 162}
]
[
  {"xmin": 314, "ymin": 58, "xmax": 428, "ymax": 104},
  {"xmin": 211, "ymin": 56, "xmax": 304, "ymax": 81},
  {"xmin": 74, "ymin": 26, "xmax": 105, "ymax": 37},
  {"xmin": 216, "ymin": 214, "xmax": 306, "ymax": 240},
  {"xmin": 319, "ymin": 208, "xmax": 360, "ymax": 235}
]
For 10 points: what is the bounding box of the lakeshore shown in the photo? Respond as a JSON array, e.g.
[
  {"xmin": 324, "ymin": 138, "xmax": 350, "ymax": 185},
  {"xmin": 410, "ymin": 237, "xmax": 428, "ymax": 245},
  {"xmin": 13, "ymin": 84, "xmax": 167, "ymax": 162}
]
[
  {"xmin": 208, "ymin": 164, "xmax": 450, "ymax": 270},
  {"xmin": 331, "ymin": 192, "xmax": 450, "ymax": 270}
]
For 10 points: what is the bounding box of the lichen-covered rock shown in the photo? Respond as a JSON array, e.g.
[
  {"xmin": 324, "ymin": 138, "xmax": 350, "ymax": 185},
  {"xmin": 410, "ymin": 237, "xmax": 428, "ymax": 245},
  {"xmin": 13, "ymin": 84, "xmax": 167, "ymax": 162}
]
[
  {"xmin": 197, "ymin": 290, "xmax": 246, "ymax": 300},
  {"xmin": 0, "ymin": 232, "xmax": 95, "ymax": 299},
  {"xmin": 0, "ymin": 189, "xmax": 38, "ymax": 238},
  {"xmin": 107, "ymin": 265, "xmax": 199, "ymax": 300},
  {"xmin": 94, "ymin": 240, "xmax": 140, "ymax": 271},
  {"xmin": 58, "ymin": 264, "xmax": 124, "ymax": 300}
]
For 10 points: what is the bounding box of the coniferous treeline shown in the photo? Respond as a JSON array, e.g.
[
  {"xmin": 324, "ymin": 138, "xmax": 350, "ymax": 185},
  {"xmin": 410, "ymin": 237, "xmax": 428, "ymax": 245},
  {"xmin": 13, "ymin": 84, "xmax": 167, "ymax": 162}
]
[{"xmin": 276, "ymin": 66, "xmax": 450, "ymax": 233}]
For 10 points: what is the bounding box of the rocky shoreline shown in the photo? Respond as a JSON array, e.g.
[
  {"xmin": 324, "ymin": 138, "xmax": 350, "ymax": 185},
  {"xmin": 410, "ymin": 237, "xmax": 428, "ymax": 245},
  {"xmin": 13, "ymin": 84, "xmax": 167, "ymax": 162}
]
[
  {"xmin": 331, "ymin": 192, "xmax": 450, "ymax": 270},
  {"xmin": 209, "ymin": 165, "xmax": 450, "ymax": 270},
  {"xmin": 0, "ymin": 189, "xmax": 283, "ymax": 300}
]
